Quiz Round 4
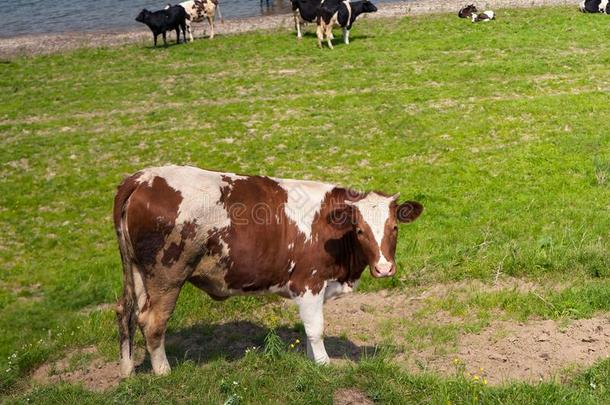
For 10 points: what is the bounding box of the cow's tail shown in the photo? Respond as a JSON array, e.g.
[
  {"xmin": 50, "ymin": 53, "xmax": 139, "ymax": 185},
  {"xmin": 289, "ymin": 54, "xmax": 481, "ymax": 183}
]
[{"xmin": 113, "ymin": 173, "xmax": 141, "ymax": 378}]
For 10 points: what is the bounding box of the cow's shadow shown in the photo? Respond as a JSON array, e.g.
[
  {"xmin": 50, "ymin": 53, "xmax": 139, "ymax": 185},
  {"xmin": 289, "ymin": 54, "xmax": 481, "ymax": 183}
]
[
  {"xmin": 297, "ymin": 31, "xmax": 374, "ymax": 45},
  {"xmin": 135, "ymin": 320, "xmax": 378, "ymax": 372}
]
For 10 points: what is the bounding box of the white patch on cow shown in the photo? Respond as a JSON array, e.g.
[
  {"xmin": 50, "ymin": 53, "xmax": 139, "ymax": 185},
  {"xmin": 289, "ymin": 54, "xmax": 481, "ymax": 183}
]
[
  {"xmin": 343, "ymin": 0, "xmax": 352, "ymax": 27},
  {"xmin": 324, "ymin": 280, "xmax": 357, "ymax": 301},
  {"xmin": 288, "ymin": 242, "xmax": 294, "ymax": 250},
  {"xmin": 132, "ymin": 266, "xmax": 147, "ymax": 312},
  {"xmin": 288, "ymin": 260, "xmax": 296, "ymax": 274},
  {"xmin": 579, "ymin": 0, "xmax": 586, "ymax": 12},
  {"xmin": 353, "ymin": 193, "xmax": 394, "ymax": 261},
  {"xmin": 275, "ymin": 178, "xmax": 334, "ymax": 240},
  {"xmin": 137, "ymin": 166, "xmax": 245, "ymax": 237},
  {"xmin": 293, "ymin": 286, "xmax": 329, "ymax": 364},
  {"xmin": 599, "ymin": 0, "xmax": 608, "ymax": 12},
  {"xmin": 311, "ymin": 269, "xmax": 317, "ymax": 276}
]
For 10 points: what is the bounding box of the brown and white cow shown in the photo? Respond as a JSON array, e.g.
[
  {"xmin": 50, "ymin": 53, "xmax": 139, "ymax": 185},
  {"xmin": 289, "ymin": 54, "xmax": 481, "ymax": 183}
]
[{"xmin": 114, "ymin": 165, "xmax": 423, "ymax": 376}]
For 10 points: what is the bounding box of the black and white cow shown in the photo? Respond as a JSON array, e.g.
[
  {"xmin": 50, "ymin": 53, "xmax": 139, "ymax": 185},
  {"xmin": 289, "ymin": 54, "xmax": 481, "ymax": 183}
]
[
  {"xmin": 135, "ymin": 5, "xmax": 188, "ymax": 47},
  {"xmin": 579, "ymin": 0, "xmax": 609, "ymax": 13},
  {"xmin": 316, "ymin": 0, "xmax": 377, "ymax": 49},
  {"xmin": 166, "ymin": 0, "xmax": 222, "ymax": 41},
  {"xmin": 471, "ymin": 10, "xmax": 495, "ymax": 22},
  {"xmin": 291, "ymin": 0, "xmax": 323, "ymax": 39}
]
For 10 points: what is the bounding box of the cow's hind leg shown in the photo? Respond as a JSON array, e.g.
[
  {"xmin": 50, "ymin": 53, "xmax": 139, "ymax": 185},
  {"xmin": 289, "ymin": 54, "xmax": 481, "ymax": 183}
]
[
  {"xmin": 294, "ymin": 12, "xmax": 302, "ymax": 39},
  {"xmin": 325, "ymin": 25, "xmax": 333, "ymax": 49},
  {"xmin": 186, "ymin": 20, "xmax": 193, "ymax": 42},
  {"xmin": 134, "ymin": 268, "xmax": 182, "ymax": 375},
  {"xmin": 116, "ymin": 263, "xmax": 138, "ymax": 377},
  {"xmin": 294, "ymin": 290, "xmax": 329, "ymax": 364},
  {"xmin": 316, "ymin": 23, "xmax": 324, "ymax": 48}
]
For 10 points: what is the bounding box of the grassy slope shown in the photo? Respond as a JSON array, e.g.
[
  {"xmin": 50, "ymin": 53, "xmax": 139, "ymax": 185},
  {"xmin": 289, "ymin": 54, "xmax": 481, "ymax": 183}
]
[{"xmin": 1, "ymin": 5, "xmax": 609, "ymax": 402}]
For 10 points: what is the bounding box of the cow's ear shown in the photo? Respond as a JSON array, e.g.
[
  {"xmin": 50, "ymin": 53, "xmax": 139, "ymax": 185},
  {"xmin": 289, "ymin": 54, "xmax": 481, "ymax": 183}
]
[
  {"xmin": 327, "ymin": 205, "xmax": 356, "ymax": 233},
  {"xmin": 396, "ymin": 201, "xmax": 423, "ymax": 223}
]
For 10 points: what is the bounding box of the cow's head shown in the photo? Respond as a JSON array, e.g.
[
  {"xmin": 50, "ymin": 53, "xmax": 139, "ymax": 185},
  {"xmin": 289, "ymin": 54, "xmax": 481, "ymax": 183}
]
[
  {"xmin": 327, "ymin": 193, "xmax": 423, "ymax": 278},
  {"xmin": 135, "ymin": 9, "xmax": 150, "ymax": 23},
  {"xmin": 458, "ymin": 4, "xmax": 477, "ymax": 18},
  {"xmin": 361, "ymin": 1, "xmax": 378, "ymax": 13}
]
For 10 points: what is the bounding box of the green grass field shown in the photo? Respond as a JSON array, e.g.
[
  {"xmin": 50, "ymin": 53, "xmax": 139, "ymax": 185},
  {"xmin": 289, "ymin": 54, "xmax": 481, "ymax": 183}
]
[{"xmin": 1, "ymin": 5, "xmax": 609, "ymax": 403}]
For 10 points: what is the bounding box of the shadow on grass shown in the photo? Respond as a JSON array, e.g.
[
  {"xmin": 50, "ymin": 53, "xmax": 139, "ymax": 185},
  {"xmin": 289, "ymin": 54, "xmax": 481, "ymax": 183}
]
[
  {"xmin": 134, "ymin": 321, "xmax": 378, "ymax": 372},
  {"xmin": 297, "ymin": 31, "xmax": 374, "ymax": 45}
]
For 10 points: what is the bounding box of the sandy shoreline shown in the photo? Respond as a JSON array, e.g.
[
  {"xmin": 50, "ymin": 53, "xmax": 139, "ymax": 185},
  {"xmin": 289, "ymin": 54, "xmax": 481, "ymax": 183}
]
[{"xmin": 0, "ymin": 0, "xmax": 574, "ymax": 58}]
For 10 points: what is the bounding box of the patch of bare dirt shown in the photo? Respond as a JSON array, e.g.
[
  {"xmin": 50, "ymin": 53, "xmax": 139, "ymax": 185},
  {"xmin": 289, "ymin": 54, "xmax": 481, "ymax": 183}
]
[
  {"xmin": 0, "ymin": 0, "xmax": 574, "ymax": 59},
  {"xmin": 31, "ymin": 346, "xmax": 130, "ymax": 392},
  {"xmin": 441, "ymin": 317, "xmax": 610, "ymax": 384},
  {"xmin": 322, "ymin": 283, "xmax": 610, "ymax": 385},
  {"xmin": 333, "ymin": 388, "xmax": 374, "ymax": 405}
]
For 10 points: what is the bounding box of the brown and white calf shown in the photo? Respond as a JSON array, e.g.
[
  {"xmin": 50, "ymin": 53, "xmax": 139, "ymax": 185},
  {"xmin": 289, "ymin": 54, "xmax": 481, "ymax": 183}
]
[
  {"xmin": 166, "ymin": 0, "xmax": 221, "ymax": 41},
  {"xmin": 114, "ymin": 165, "xmax": 423, "ymax": 376}
]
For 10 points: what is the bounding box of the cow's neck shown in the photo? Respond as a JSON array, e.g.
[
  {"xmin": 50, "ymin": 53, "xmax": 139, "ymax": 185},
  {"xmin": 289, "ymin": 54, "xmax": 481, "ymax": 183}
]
[{"xmin": 333, "ymin": 231, "xmax": 368, "ymax": 283}]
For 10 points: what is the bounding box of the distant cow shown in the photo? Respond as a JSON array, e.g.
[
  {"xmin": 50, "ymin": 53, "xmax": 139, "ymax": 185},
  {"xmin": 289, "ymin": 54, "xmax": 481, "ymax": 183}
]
[
  {"xmin": 472, "ymin": 10, "xmax": 495, "ymax": 22},
  {"xmin": 291, "ymin": 0, "xmax": 323, "ymax": 39},
  {"xmin": 316, "ymin": 0, "xmax": 378, "ymax": 49},
  {"xmin": 114, "ymin": 165, "xmax": 423, "ymax": 376},
  {"xmin": 458, "ymin": 4, "xmax": 477, "ymax": 18},
  {"xmin": 579, "ymin": 0, "xmax": 609, "ymax": 12},
  {"xmin": 135, "ymin": 5, "xmax": 188, "ymax": 46},
  {"xmin": 166, "ymin": 0, "xmax": 222, "ymax": 41}
]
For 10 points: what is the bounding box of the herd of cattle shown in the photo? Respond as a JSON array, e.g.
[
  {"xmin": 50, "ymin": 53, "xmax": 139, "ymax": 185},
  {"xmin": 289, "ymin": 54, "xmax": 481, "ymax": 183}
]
[
  {"xmin": 135, "ymin": 0, "xmax": 610, "ymax": 49},
  {"xmin": 136, "ymin": 0, "xmax": 378, "ymax": 48}
]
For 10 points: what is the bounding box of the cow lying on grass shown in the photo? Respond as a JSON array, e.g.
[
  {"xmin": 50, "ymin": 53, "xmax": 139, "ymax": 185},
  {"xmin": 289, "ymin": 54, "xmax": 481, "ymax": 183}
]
[
  {"xmin": 579, "ymin": 0, "xmax": 610, "ymax": 13},
  {"xmin": 114, "ymin": 165, "xmax": 423, "ymax": 376},
  {"xmin": 316, "ymin": 0, "xmax": 377, "ymax": 49},
  {"xmin": 165, "ymin": 0, "xmax": 222, "ymax": 41},
  {"xmin": 472, "ymin": 10, "xmax": 495, "ymax": 22},
  {"xmin": 135, "ymin": 5, "xmax": 188, "ymax": 46}
]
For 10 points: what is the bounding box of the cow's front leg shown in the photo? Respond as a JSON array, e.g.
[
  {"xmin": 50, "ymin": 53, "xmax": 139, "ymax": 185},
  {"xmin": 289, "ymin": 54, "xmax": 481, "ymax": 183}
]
[
  {"xmin": 294, "ymin": 290, "xmax": 329, "ymax": 364},
  {"xmin": 343, "ymin": 28, "xmax": 349, "ymax": 44}
]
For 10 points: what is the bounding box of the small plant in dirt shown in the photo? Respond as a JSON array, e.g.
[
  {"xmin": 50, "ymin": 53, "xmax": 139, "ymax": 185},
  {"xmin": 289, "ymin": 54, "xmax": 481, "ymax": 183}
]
[{"xmin": 263, "ymin": 329, "xmax": 285, "ymax": 359}]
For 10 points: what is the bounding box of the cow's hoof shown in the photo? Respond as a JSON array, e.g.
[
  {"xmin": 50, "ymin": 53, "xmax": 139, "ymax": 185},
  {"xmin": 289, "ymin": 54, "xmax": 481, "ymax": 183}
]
[
  {"xmin": 119, "ymin": 361, "xmax": 134, "ymax": 379},
  {"xmin": 153, "ymin": 362, "xmax": 171, "ymax": 376}
]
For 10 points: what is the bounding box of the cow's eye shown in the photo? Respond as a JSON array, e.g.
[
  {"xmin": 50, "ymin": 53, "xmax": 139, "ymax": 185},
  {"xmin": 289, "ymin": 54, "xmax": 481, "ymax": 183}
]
[
  {"xmin": 356, "ymin": 228, "xmax": 364, "ymax": 235},
  {"xmin": 393, "ymin": 225, "xmax": 398, "ymax": 231}
]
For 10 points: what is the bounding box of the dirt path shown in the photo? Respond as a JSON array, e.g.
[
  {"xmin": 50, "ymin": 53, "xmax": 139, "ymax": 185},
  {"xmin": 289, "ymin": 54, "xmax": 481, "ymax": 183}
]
[
  {"xmin": 31, "ymin": 280, "xmax": 610, "ymax": 391},
  {"xmin": 0, "ymin": 0, "xmax": 575, "ymax": 59}
]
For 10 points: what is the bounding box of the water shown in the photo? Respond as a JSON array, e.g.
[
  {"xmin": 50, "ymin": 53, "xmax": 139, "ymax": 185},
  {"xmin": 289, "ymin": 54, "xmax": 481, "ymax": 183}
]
[{"xmin": 1, "ymin": 0, "xmax": 360, "ymax": 38}]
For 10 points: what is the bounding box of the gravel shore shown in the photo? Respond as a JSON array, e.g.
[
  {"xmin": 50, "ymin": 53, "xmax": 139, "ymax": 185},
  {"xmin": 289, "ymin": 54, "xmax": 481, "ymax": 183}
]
[{"xmin": 0, "ymin": 0, "xmax": 574, "ymax": 58}]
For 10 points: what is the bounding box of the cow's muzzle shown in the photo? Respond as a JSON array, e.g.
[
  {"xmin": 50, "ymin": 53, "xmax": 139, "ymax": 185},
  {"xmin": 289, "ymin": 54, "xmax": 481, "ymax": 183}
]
[{"xmin": 371, "ymin": 262, "xmax": 396, "ymax": 278}]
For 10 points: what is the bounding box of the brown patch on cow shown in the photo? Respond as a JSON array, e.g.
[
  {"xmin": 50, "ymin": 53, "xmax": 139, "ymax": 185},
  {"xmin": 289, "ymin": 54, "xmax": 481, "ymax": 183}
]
[
  {"xmin": 333, "ymin": 388, "xmax": 374, "ymax": 405},
  {"xmin": 219, "ymin": 175, "xmax": 298, "ymax": 292},
  {"xmin": 112, "ymin": 172, "xmax": 142, "ymax": 232},
  {"xmin": 31, "ymin": 346, "xmax": 141, "ymax": 392},
  {"xmin": 126, "ymin": 176, "xmax": 183, "ymax": 268}
]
